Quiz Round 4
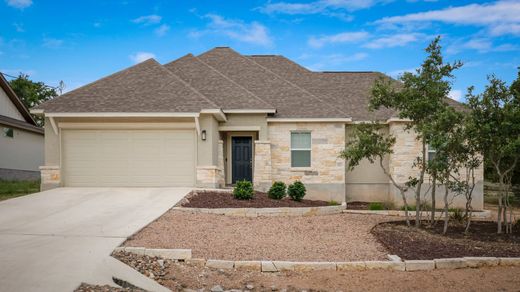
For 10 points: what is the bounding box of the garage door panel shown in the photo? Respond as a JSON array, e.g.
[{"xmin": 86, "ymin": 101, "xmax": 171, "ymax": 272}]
[{"xmin": 63, "ymin": 129, "xmax": 195, "ymax": 187}]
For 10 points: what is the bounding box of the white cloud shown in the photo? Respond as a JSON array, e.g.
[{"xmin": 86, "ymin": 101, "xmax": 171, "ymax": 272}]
[
  {"xmin": 363, "ymin": 33, "xmax": 424, "ymax": 49},
  {"xmin": 132, "ymin": 15, "xmax": 162, "ymax": 26},
  {"xmin": 13, "ymin": 23, "xmax": 24, "ymax": 32},
  {"xmin": 5, "ymin": 0, "xmax": 32, "ymax": 9},
  {"xmin": 261, "ymin": 0, "xmax": 379, "ymax": 14},
  {"xmin": 308, "ymin": 31, "xmax": 369, "ymax": 48},
  {"xmin": 375, "ymin": 1, "xmax": 520, "ymax": 36},
  {"xmin": 191, "ymin": 14, "xmax": 273, "ymax": 47},
  {"xmin": 447, "ymin": 38, "xmax": 519, "ymax": 54},
  {"xmin": 307, "ymin": 52, "xmax": 368, "ymax": 70},
  {"xmin": 154, "ymin": 24, "xmax": 170, "ymax": 37},
  {"xmin": 449, "ymin": 89, "xmax": 463, "ymax": 102},
  {"xmin": 42, "ymin": 38, "xmax": 64, "ymax": 49},
  {"xmin": 129, "ymin": 52, "xmax": 156, "ymax": 64}
]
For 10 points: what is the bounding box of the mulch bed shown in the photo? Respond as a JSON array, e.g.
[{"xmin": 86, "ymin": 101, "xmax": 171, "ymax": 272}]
[
  {"xmin": 346, "ymin": 201, "xmax": 372, "ymax": 210},
  {"xmin": 372, "ymin": 220, "xmax": 520, "ymax": 260},
  {"xmin": 180, "ymin": 190, "xmax": 331, "ymax": 208}
]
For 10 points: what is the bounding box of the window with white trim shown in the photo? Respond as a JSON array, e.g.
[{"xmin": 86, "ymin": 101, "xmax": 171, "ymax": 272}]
[
  {"xmin": 427, "ymin": 145, "xmax": 436, "ymax": 161},
  {"xmin": 291, "ymin": 132, "xmax": 311, "ymax": 167}
]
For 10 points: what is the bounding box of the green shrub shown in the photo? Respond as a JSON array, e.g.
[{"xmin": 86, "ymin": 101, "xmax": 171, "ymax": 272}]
[
  {"xmin": 368, "ymin": 202, "xmax": 385, "ymax": 210},
  {"xmin": 401, "ymin": 205, "xmax": 416, "ymax": 211},
  {"xmin": 268, "ymin": 181, "xmax": 287, "ymax": 200},
  {"xmin": 287, "ymin": 181, "xmax": 306, "ymax": 201},
  {"xmin": 233, "ymin": 180, "xmax": 254, "ymax": 200},
  {"xmin": 328, "ymin": 200, "xmax": 340, "ymax": 206},
  {"xmin": 449, "ymin": 208, "xmax": 466, "ymax": 223}
]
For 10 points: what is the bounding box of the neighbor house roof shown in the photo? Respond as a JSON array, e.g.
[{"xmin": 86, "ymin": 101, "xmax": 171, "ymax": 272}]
[
  {"xmin": 0, "ymin": 73, "xmax": 43, "ymax": 134},
  {"xmin": 36, "ymin": 47, "xmax": 428, "ymax": 120}
]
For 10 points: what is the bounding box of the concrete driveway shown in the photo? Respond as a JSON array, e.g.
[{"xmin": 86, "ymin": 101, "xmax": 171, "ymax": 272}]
[{"xmin": 0, "ymin": 187, "xmax": 190, "ymax": 292}]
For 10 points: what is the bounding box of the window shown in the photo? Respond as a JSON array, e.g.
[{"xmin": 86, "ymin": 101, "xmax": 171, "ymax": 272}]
[
  {"xmin": 427, "ymin": 145, "xmax": 436, "ymax": 161},
  {"xmin": 3, "ymin": 128, "xmax": 14, "ymax": 138},
  {"xmin": 291, "ymin": 132, "xmax": 311, "ymax": 167}
]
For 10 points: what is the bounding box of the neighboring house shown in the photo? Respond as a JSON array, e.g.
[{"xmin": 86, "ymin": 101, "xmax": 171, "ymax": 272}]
[
  {"xmin": 32, "ymin": 47, "xmax": 483, "ymax": 209},
  {"xmin": 0, "ymin": 73, "xmax": 44, "ymax": 181}
]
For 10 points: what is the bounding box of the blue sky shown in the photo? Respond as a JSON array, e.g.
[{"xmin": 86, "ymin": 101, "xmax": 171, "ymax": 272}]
[{"xmin": 1, "ymin": 0, "xmax": 519, "ymax": 102}]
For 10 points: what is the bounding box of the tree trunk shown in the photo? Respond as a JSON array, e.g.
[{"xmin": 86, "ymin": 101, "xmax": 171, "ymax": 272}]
[
  {"xmin": 415, "ymin": 140, "xmax": 427, "ymax": 228},
  {"xmin": 431, "ymin": 173, "xmax": 437, "ymax": 225},
  {"xmin": 380, "ymin": 158, "xmax": 410, "ymax": 227},
  {"xmin": 443, "ymin": 177, "xmax": 450, "ymax": 235}
]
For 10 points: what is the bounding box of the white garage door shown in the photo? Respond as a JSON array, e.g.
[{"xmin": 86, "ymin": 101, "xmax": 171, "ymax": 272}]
[{"xmin": 62, "ymin": 129, "xmax": 196, "ymax": 187}]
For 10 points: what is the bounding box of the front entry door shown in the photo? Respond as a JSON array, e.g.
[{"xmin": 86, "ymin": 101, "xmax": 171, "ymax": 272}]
[{"xmin": 232, "ymin": 136, "xmax": 253, "ymax": 183}]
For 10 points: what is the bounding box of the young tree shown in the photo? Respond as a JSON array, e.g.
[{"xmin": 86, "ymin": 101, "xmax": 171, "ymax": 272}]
[
  {"xmin": 466, "ymin": 73, "xmax": 520, "ymax": 234},
  {"xmin": 370, "ymin": 36, "xmax": 462, "ymax": 227},
  {"xmin": 340, "ymin": 123, "xmax": 411, "ymax": 226},
  {"xmin": 8, "ymin": 73, "xmax": 62, "ymax": 126}
]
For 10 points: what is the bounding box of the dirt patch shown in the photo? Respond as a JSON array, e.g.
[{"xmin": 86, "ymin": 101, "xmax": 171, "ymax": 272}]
[
  {"xmin": 372, "ymin": 220, "xmax": 520, "ymax": 260},
  {"xmin": 124, "ymin": 212, "xmax": 388, "ymax": 261},
  {"xmin": 180, "ymin": 190, "xmax": 332, "ymax": 208},
  {"xmin": 112, "ymin": 251, "xmax": 520, "ymax": 291}
]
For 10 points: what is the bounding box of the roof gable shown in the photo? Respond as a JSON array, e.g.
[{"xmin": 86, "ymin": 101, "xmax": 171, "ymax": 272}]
[
  {"xmin": 0, "ymin": 73, "xmax": 37, "ymax": 125},
  {"xmin": 198, "ymin": 47, "xmax": 347, "ymax": 118},
  {"xmin": 36, "ymin": 59, "xmax": 217, "ymax": 113},
  {"xmin": 164, "ymin": 54, "xmax": 273, "ymax": 110}
]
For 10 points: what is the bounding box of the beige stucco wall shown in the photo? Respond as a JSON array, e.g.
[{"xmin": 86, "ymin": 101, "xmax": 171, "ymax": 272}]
[
  {"xmin": 268, "ymin": 122, "xmax": 346, "ymax": 202},
  {"xmin": 0, "ymin": 122, "xmax": 44, "ymax": 172},
  {"xmin": 197, "ymin": 114, "xmax": 219, "ymax": 167},
  {"xmin": 345, "ymin": 125, "xmax": 390, "ymax": 202},
  {"xmin": 0, "ymin": 87, "xmax": 24, "ymax": 121},
  {"xmin": 220, "ymin": 114, "xmax": 268, "ymax": 140}
]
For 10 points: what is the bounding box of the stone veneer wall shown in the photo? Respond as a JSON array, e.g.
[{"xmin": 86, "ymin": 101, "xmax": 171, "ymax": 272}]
[
  {"xmin": 196, "ymin": 140, "xmax": 225, "ymax": 189},
  {"xmin": 40, "ymin": 165, "xmax": 60, "ymax": 191},
  {"xmin": 268, "ymin": 122, "xmax": 346, "ymax": 202},
  {"xmin": 388, "ymin": 121, "xmax": 484, "ymax": 210},
  {"xmin": 253, "ymin": 140, "xmax": 272, "ymax": 192}
]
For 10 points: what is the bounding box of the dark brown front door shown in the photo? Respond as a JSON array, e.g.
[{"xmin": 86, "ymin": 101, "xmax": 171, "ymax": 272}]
[{"xmin": 232, "ymin": 136, "xmax": 253, "ymax": 183}]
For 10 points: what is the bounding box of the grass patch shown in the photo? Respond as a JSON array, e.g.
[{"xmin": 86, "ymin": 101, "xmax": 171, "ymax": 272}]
[
  {"xmin": 0, "ymin": 180, "xmax": 40, "ymax": 201},
  {"xmin": 368, "ymin": 202, "xmax": 385, "ymax": 210}
]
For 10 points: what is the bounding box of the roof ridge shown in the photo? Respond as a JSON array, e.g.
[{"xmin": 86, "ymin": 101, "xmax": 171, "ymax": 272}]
[
  {"xmin": 248, "ymin": 55, "xmax": 311, "ymax": 73},
  {"xmin": 152, "ymin": 59, "xmax": 220, "ymax": 109},
  {"xmin": 246, "ymin": 55, "xmax": 349, "ymax": 118},
  {"xmin": 163, "ymin": 53, "xmax": 194, "ymax": 68},
  {"xmin": 193, "ymin": 56, "xmax": 275, "ymax": 110}
]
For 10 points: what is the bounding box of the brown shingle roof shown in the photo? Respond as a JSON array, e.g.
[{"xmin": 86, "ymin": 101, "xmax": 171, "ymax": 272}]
[
  {"xmin": 164, "ymin": 54, "xmax": 274, "ymax": 110},
  {"xmin": 35, "ymin": 59, "xmax": 217, "ymax": 112},
  {"xmin": 198, "ymin": 47, "xmax": 347, "ymax": 118}
]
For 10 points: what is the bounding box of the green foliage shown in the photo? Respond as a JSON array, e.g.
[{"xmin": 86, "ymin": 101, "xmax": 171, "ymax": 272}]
[
  {"xmin": 233, "ymin": 180, "xmax": 254, "ymax": 200},
  {"xmin": 340, "ymin": 123, "xmax": 395, "ymax": 171},
  {"xmin": 449, "ymin": 208, "xmax": 467, "ymax": 224},
  {"xmin": 268, "ymin": 181, "xmax": 287, "ymax": 200},
  {"xmin": 328, "ymin": 200, "xmax": 340, "ymax": 206},
  {"xmin": 287, "ymin": 181, "xmax": 306, "ymax": 201},
  {"xmin": 368, "ymin": 202, "xmax": 385, "ymax": 210},
  {"xmin": 8, "ymin": 74, "xmax": 60, "ymax": 126},
  {"xmin": 401, "ymin": 205, "xmax": 416, "ymax": 211}
]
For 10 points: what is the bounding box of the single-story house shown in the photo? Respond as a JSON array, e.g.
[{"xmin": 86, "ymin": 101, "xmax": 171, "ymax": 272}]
[
  {"xmin": 32, "ymin": 47, "xmax": 483, "ymax": 209},
  {"xmin": 0, "ymin": 73, "xmax": 44, "ymax": 180}
]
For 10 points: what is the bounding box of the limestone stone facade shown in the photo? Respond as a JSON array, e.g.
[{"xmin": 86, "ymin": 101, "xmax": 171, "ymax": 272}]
[
  {"xmin": 253, "ymin": 140, "xmax": 272, "ymax": 192},
  {"xmin": 196, "ymin": 166, "xmax": 224, "ymax": 188},
  {"xmin": 267, "ymin": 122, "xmax": 346, "ymax": 202},
  {"xmin": 40, "ymin": 165, "xmax": 60, "ymax": 191}
]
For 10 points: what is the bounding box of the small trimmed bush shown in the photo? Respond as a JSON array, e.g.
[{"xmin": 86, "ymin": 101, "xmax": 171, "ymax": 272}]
[
  {"xmin": 328, "ymin": 200, "xmax": 340, "ymax": 206},
  {"xmin": 233, "ymin": 180, "xmax": 254, "ymax": 200},
  {"xmin": 368, "ymin": 202, "xmax": 385, "ymax": 210},
  {"xmin": 288, "ymin": 181, "xmax": 306, "ymax": 201},
  {"xmin": 268, "ymin": 181, "xmax": 287, "ymax": 200}
]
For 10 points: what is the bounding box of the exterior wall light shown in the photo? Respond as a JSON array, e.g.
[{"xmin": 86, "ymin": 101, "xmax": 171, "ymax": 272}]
[{"xmin": 201, "ymin": 130, "xmax": 207, "ymax": 141}]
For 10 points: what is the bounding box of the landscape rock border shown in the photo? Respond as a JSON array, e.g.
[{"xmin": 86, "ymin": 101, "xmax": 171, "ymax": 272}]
[
  {"xmin": 172, "ymin": 203, "xmax": 346, "ymax": 217},
  {"xmin": 343, "ymin": 209, "xmax": 491, "ymax": 218},
  {"xmin": 116, "ymin": 247, "xmax": 520, "ymax": 272}
]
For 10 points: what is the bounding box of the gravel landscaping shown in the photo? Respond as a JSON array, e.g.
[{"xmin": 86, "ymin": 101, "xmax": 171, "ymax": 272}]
[
  {"xmin": 124, "ymin": 211, "xmax": 388, "ymax": 261},
  {"xmin": 180, "ymin": 190, "xmax": 332, "ymax": 208},
  {"xmin": 372, "ymin": 221, "xmax": 520, "ymax": 260},
  {"xmin": 111, "ymin": 251, "xmax": 520, "ymax": 291}
]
